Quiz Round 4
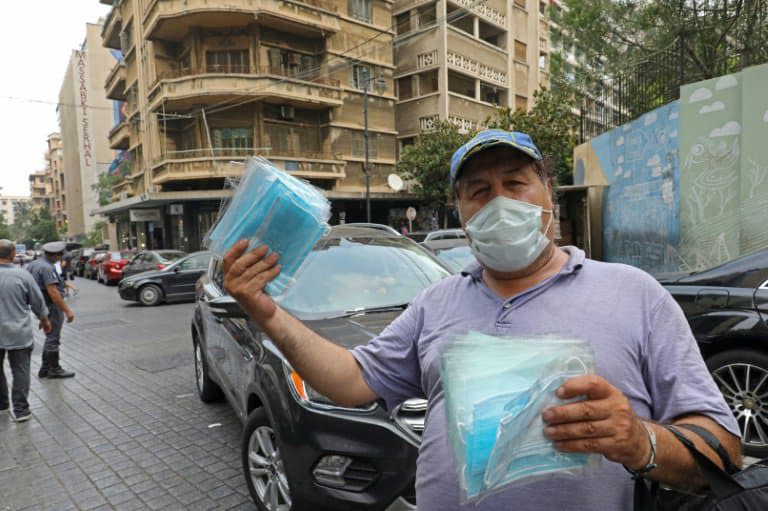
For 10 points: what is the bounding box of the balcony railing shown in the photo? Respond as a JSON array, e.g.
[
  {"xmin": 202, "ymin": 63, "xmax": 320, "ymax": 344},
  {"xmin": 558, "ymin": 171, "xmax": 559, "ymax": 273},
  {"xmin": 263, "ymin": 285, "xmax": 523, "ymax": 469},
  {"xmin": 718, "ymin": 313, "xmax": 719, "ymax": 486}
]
[
  {"xmin": 153, "ymin": 146, "xmax": 338, "ymax": 164},
  {"xmin": 155, "ymin": 64, "xmax": 340, "ymax": 88}
]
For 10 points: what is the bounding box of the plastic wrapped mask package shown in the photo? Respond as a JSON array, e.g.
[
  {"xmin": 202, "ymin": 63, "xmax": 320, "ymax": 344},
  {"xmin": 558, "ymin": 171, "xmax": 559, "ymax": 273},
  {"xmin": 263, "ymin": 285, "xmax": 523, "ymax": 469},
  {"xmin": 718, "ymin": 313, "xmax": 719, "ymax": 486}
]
[
  {"xmin": 207, "ymin": 157, "xmax": 331, "ymax": 298},
  {"xmin": 441, "ymin": 332, "xmax": 599, "ymax": 502}
]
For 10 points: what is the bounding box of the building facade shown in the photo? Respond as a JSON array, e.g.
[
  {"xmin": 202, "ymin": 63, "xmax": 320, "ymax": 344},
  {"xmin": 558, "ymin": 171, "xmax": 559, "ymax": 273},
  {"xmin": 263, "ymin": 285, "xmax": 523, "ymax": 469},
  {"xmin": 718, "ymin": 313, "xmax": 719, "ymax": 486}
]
[
  {"xmin": 58, "ymin": 21, "xmax": 115, "ymax": 242},
  {"xmin": 0, "ymin": 195, "xmax": 30, "ymax": 226},
  {"xmin": 96, "ymin": 0, "xmax": 408, "ymax": 251},
  {"xmin": 393, "ymin": 0, "xmax": 550, "ymax": 145},
  {"xmin": 29, "ymin": 170, "xmax": 52, "ymax": 213}
]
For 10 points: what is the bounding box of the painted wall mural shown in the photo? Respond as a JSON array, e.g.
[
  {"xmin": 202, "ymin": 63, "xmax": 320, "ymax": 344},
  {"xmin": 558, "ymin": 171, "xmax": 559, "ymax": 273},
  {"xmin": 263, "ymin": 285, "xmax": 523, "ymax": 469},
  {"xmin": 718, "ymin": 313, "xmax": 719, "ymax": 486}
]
[{"xmin": 574, "ymin": 62, "xmax": 768, "ymax": 273}]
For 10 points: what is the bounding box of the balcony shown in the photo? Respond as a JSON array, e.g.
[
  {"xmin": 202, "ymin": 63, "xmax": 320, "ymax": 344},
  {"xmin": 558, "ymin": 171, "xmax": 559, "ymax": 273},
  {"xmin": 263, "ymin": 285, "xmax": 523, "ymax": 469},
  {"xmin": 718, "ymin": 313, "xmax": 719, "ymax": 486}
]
[
  {"xmin": 105, "ymin": 61, "xmax": 127, "ymax": 100},
  {"xmin": 148, "ymin": 65, "xmax": 342, "ymax": 112},
  {"xmin": 109, "ymin": 121, "xmax": 131, "ymax": 150},
  {"xmin": 101, "ymin": 6, "xmax": 122, "ymax": 50},
  {"xmin": 111, "ymin": 178, "xmax": 136, "ymax": 202},
  {"xmin": 144, "ymin": 0, "xmax": 339, "ymax": 42},
  {"xmin": 151, "ymin": 147, "xmax": 344, "ymax": 184}
]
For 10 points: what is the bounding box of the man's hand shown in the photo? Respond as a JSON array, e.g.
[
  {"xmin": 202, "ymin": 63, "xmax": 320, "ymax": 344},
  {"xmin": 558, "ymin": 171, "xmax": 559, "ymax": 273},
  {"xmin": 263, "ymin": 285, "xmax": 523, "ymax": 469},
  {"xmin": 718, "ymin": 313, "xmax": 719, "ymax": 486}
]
[
  {"xmin": 223, "ymin": 240, "xmax": 282, "ymax": 324},
  {"xmin": 39, "ymin": 318, "xmax": 52, "ymax": 334},
  {"xmin": 65, "ymin": 310, "xmax": 74, "ymax": 323},
  {"xmin": 542, "ymin": 375, "xmax": 651, "ymax": 470}
]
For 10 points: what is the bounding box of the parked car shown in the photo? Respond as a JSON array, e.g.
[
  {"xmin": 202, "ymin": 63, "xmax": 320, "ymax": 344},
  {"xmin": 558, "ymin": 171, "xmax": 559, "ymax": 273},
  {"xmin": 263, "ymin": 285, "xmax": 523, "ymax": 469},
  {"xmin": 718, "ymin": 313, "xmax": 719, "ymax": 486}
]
[
  {"xmin": 405, "ymin": 231, "xmax": 429, "ymax": 243},
  {"xmin": 657, "ymin": 248, "xmax": 768, "ymax": 457},
  {"xmin": 74, "ymin": 248, "xmax": 95, "ymax": 277},
  {"xmin": 192, "ymin": 225, "xmax": 452, "ymax": 510},
  {"xmin": 423, "ymin": 228, "xmax": 466, "ymax": 243},
  {"xmin": 122, "ymin": 249, "xmax": 187, "ymax": 279},
  {"xmin": 84, "ymin": 251, "xmax": 108, "ymax": 280},
  {"xmin": 97, "ymin": 251, "xmax": 132, "ymax": 285},
  {"xmin": 422, "ymin": 238, "xmax": 474, "ymax": 273},
  {"xmin": 119, "ymin": 251, "xmax": 211, "ymax": 306}
]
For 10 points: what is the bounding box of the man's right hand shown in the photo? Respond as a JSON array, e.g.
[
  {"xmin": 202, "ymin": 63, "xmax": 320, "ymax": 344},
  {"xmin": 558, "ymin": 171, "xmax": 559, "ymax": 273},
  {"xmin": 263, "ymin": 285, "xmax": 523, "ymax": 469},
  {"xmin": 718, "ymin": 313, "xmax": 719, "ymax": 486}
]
[
  {"xmin": 65, "ymin": 310, "xmax": 74, "ymax": 323},
  {"xmin": 39, "ymin": 318, "xmax": 52, "ymax": 334},
  {"xmin": 223, "ymin": 240, "xmax": 282, "ymax": 324}
]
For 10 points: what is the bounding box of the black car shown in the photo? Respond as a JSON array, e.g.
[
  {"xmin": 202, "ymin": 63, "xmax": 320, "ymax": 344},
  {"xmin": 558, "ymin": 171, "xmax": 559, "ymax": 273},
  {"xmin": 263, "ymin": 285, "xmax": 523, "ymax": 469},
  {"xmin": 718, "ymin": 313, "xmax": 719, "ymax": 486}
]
[
  {"xmin": 192, "ymin": 225, "xmax": 451, "ymax": 510},
  {"xmin": 123, "ymin": 249, "xmax": 187, "ymax": 278},
  {"xmin": 657, "ymin": 249, "xmax": 768, "ymax": 456},
  {"xmin": 119, "ymin": 251, "xmax": 211, "ymax": 306}
]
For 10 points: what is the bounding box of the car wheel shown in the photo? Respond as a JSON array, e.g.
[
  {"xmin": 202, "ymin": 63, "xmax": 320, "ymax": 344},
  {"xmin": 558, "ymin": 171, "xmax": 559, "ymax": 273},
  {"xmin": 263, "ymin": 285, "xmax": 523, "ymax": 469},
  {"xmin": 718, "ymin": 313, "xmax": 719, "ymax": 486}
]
[
  {"xmin": 193, "ymin": 338, "xmax": 223, "ymax": 403},
  {"xmin": 138, "ymin": 284, "xmax": 162, "ymax": 306},
  {"xmin": 242, "ymin": 408, "xmax": 292, "ymax": 511},
  {"xmin": 706, "ymin": 349, "xmax": 768, "ymax": 457}
]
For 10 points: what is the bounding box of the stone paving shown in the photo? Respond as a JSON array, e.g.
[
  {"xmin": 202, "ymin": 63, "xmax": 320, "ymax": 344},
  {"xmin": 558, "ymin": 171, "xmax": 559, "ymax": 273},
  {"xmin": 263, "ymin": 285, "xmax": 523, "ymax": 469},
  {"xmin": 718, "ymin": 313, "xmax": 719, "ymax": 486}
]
[{"xmin": 0, "ymin": 277, "xmax": 255, "ymax": 510}]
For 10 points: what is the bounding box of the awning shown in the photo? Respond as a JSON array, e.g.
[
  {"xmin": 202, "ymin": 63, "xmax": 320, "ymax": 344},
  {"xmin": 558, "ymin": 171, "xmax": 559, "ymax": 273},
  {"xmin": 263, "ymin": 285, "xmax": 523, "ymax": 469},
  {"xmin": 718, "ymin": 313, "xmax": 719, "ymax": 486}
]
[{"xmin": 91, "ymin": 189, "xmax": 233, "ymax": 216}]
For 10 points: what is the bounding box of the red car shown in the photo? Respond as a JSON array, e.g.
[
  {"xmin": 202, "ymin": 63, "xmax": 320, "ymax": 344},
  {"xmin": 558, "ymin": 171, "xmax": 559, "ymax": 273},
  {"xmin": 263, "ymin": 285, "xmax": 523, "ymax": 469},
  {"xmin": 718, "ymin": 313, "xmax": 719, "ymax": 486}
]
[{"xmin": 97, "ymin": 251, "xmax": 132, "ymax": 285}]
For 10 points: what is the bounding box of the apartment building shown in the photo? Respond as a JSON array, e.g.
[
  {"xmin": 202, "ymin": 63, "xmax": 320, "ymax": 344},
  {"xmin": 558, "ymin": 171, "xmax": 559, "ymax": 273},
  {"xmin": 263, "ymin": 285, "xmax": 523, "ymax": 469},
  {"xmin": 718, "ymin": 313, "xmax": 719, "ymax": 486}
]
[
  {"xmin": 46, "ymin": 133, "xmax": 67, "ymax": 231},
  {"xmin": 58, "ymin": 21, "xmax": 115, "ymax": 241},
  {"xmin": 29, "ymin": 171, "xmax": 52, "ymax": 213},
  {"xmin": 96, "ymin": 0, "xmax": 405, "ymax": 251},
  {"xmin": 393, "ymin": 0, "xmax": 551, "ymax": 145},
  {"xmin": 0, "ymin": 195, "xmax": 30, "ymax": 226}
]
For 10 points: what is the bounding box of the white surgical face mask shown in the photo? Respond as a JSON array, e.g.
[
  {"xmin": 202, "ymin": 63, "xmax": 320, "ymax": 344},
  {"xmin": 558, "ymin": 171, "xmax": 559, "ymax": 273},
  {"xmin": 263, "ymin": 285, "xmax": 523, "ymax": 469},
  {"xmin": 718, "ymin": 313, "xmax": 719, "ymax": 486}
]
[{"xmin": 464, "ymin": 196, "xmax": 553, "ymax": 273}]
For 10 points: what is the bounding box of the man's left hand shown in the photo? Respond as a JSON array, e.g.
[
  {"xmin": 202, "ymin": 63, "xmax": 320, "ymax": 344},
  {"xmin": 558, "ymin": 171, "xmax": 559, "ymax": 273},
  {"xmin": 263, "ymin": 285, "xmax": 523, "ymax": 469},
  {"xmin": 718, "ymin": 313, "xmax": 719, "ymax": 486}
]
[{"xmin": 542, "ymin": 374, "xmax": 651, "ymax": 470}]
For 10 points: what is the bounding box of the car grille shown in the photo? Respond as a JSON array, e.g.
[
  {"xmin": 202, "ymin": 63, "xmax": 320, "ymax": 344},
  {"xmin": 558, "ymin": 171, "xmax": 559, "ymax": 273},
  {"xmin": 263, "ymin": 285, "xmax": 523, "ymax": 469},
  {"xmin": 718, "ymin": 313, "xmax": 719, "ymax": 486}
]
[
  {"xmin": 393, "ymin": 398, "xmax": 426, "ymax": 443},
  {"xmin": 342, "ymin": 460, "xmax": 379, "ymax": 491}
]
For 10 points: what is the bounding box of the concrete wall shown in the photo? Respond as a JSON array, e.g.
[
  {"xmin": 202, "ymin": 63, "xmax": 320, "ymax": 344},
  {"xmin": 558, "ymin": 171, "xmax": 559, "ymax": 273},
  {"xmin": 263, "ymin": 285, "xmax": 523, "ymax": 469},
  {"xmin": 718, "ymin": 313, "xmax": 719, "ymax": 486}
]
[{"xmin": 574, "ymin": 62, "xmax": 768, "ymax": 273}]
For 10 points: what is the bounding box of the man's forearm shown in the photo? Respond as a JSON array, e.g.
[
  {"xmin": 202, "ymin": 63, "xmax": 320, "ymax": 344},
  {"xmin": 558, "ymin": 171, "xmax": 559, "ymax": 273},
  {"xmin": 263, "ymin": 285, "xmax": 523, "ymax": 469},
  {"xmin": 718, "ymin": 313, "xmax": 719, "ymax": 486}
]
[
  {"xmin": 644, "ymin": 416, "xmax": 741, "ymax": 490},
  {"xmin": 47, "ymin": 287, "xmax": 70, "ymax": 315},
  {"xmin": 259, "ymin": 306, "xmax": 377, "ymax": 407}
]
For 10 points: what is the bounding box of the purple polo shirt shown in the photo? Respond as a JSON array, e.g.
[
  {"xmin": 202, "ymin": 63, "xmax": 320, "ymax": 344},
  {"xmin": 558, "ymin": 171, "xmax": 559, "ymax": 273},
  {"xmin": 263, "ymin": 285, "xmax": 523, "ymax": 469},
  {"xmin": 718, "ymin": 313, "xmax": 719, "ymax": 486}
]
[{"xmin": 351, "ymin": 247, "xmax": 739, "ymax": 511}]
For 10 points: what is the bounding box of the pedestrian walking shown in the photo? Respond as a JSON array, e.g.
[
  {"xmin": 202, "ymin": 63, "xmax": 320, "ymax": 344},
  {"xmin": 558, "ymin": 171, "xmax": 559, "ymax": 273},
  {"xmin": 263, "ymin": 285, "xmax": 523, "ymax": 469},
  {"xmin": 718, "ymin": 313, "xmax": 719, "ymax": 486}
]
[
  {"xmin": 222, "ymin": 129, "xmax": 741, "ymax": 510},
  {"xmin": 62, "ymin": 250, "xmax": 74, "ymax": 281},
  {"xmin": 0, "ymin": 240, "xmax": 52, "ymax": 422},
  {"xmin": 25, "ymin": 241, "xmax": 76, "ymax": 379}
]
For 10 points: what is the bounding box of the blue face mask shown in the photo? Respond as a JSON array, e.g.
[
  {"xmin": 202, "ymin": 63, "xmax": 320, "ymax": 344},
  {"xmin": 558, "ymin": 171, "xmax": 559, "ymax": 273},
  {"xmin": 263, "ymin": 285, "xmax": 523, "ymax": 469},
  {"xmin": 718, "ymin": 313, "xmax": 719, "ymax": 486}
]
[
  {"xmin": 207, "ymin": 158, "xmax": 331, "ymax": 297},
  {"xmin": 464, "ymin": 196, "xmax": 553, "ymax": 273}
]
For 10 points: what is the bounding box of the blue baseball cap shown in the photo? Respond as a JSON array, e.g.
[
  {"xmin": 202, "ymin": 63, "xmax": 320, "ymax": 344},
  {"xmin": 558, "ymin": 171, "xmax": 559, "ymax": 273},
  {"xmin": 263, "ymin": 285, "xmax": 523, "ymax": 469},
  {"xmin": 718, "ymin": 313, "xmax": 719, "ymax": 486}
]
[{"xmin": 450, "ymin": 129, "xmax": 543, "ymax": 189}]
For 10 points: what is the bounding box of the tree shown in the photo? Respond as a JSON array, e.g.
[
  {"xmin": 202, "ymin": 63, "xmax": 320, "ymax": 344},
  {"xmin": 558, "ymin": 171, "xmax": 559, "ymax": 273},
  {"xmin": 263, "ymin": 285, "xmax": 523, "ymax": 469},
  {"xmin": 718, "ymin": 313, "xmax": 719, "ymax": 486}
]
[
  {"xmin": 486, "ymin": 87, "xmax": 579, "ymax": 184},
  {"xmin": 93, "ymin": 172, "xmax": 122, "ymax": 207},
  {"xmin": 10, "ymin": 201, "xmax": 35, "ymax": 245},
  {"xmin": 85, "ymin": 222, "xmax": 105, "ymax": 247},
  {"xmin": 396, "ymin": 120, "xmax": 471, "ymax": 227},
  {"xmin": 0, "ymin": 212, "xmax": 11, "ymax": 240},
  {"xmin": 29, "ymin": 209, "xmax": 59, "ymax": 243}
]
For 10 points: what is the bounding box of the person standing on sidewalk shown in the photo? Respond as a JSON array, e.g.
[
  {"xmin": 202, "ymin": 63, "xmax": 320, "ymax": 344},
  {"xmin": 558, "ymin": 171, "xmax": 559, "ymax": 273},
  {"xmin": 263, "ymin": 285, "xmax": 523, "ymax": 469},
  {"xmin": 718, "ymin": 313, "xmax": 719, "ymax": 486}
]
[
  {"xmin": 26, "ymin": 241, "xmax": 76, "ymax": 379},
  {"xmin": 0, "ymin": 240, "xmax": 52, "ymax": 422}
]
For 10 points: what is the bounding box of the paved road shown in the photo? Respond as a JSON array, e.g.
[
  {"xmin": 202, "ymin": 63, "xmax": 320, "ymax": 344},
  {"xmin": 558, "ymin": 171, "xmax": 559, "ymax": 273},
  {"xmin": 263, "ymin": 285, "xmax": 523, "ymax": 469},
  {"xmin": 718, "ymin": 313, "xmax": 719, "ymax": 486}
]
[{"xmin": 0, "ymin": 277, "xmax": 254, "ymax": 510}]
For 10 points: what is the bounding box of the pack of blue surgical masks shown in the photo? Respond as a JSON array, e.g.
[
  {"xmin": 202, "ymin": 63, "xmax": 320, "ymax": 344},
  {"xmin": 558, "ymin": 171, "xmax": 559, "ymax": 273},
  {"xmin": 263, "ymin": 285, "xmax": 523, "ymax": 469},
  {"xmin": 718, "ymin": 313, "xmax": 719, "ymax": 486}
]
[
  {"xmin": 206, "ymin": 157, "xmax": 331, "ymax": 298},
  {"xmin": 441, "ymin": 332, "xmax": 598, "ymax": 503}
]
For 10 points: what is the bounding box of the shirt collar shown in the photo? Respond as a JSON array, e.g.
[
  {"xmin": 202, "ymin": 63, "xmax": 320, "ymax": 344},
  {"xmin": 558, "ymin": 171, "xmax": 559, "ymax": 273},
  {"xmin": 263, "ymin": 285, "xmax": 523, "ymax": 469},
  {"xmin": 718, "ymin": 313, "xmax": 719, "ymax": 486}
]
[{"xmin": 461, "ymin": 245, "xmax": 585, "ymax": 281}]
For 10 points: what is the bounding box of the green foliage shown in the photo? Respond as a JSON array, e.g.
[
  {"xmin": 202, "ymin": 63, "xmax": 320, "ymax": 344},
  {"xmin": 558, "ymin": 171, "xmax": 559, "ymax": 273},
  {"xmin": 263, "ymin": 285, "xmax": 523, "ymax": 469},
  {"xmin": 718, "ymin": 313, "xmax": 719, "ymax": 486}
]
[
  {"xmin": 85, "ymin": 222, "xmax": 105, "ymax": 247},
  {"xmin": 29, "ymin": 209, "xmax": 59, "ymax": 244},
  {"xmin": 486, "ymin": 87, "xmax": 579, "ymax": 184},
  {"xmin": 396, "ymin": 120, "xmax": 471, "ymax": 216},
  {"xmin": 0, "ymin": 212, "xmax": 11, "ymax": 240},
  {"xmin": 92, "ymin": 172, "xmax": 122, "ymax": 207}
]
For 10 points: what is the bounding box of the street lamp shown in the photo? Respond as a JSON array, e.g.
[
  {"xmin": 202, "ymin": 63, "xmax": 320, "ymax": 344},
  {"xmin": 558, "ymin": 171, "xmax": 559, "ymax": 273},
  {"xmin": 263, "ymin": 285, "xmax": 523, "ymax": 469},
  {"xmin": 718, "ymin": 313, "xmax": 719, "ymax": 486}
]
[{"xmin": 362, "ymin": 68, "xmax": 387, "ymax": 223}]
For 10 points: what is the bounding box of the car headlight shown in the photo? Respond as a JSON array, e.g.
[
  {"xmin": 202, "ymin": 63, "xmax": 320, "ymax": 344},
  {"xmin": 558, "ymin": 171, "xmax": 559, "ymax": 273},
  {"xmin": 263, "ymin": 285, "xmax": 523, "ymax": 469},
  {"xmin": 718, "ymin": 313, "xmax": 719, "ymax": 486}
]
[
  {"xmin": 122, "ymin": 280, "xmax": 136, "ymax": 288},
  {"xmin": 284, "ymin": 363, "xmax": 376, "ymax": 412}
]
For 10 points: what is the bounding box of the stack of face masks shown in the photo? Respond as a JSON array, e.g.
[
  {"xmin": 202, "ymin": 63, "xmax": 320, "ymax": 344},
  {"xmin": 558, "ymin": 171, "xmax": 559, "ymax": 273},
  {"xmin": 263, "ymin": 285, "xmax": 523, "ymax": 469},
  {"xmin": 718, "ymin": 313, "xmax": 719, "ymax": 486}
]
[
  {"xmin": 206, "ymin": 157, "xmax": 331, "ymax": 297},
  {"xmin": 441, "ymin": 332, "xmax": 598, "ymax": 503}
]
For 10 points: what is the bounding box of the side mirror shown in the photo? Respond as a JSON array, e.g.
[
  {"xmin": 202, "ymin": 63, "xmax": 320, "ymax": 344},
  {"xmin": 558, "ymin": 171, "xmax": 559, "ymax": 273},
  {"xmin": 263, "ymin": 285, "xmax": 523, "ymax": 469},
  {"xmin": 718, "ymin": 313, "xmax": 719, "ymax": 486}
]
[{"xmin": 208, "ymin": 295, "xmax": 248, "ymax": 319}]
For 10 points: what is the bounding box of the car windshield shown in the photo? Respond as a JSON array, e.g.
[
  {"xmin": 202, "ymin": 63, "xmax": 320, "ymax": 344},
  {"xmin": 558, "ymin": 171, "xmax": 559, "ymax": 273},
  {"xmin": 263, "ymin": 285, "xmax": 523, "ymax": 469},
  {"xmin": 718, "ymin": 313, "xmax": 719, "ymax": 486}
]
[
  {"xmin": 435, "ymin": 245, "xmax": 476, "ymax": 272},
  {"xmin": 158, "ymin": 251, "xmax": 186, "ymax": 262},
  {"xmin": 279, "ymin": 236, "xmax": 451, "ymax": 316},
  {"xmin": 110, "ymin": 251, "xmax": 131, "ymax": 261}
]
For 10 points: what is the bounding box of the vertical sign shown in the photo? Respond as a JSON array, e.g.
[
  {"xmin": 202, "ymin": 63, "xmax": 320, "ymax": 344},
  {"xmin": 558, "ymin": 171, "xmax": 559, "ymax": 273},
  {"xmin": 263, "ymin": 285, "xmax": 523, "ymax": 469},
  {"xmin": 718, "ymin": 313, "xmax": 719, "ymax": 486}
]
[{"xmin": 75, "ymin": 50, "xmax": 93, "ymax": 167}]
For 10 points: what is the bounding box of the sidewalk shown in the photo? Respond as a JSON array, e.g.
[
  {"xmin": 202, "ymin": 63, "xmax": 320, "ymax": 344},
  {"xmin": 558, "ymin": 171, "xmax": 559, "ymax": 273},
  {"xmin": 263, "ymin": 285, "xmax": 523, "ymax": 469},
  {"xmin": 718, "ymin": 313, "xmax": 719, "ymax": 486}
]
[{"xmin": 0, "ymin": 278, "xmax": 254, "ymax": 510}]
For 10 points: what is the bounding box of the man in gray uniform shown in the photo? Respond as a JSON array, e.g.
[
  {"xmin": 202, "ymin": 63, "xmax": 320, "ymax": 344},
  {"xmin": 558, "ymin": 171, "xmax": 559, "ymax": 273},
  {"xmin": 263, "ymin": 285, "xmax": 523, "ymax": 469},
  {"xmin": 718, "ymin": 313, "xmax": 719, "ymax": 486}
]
[
  {"xmin": 0, "ymin": 240, "xmax": 51, "ymax": 422},
  {"xmin": 26, "ymin": 241, "xmax": 76, "ymax": 378}
]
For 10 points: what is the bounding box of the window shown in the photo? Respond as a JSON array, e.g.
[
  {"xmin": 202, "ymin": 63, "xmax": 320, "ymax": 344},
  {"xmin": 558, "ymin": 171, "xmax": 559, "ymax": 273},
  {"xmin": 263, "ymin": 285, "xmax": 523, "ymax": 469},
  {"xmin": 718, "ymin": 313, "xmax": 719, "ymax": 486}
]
[
  {"xmin": 179, "ymin": 52, "xmax": 191, "ymax": 75},
  {"xmin": 352, "ymin": 132, "xmax": 378, "ymax": 159},
  {"xmin": 348, "ymin": 0, "xmax": 372, "ymax": 22},
  {"xmin": 539, "ymin": 53, "xmax": 547, "ymax": 70},
  {"xmin": 267, "ymin": 48, "xmax": 316, "ymax": 77},
  {"xmin": 419, "ymin": 69, "xmax": 439, "ymax": 94},
  {"xmin": 397, "ymin": 77, "xmax": 413, "ymax": 100},
  {"xmin": 539, "ymin": 1, "xmax": 546, "ymax": 15},
  {"xmin": 514, "ymin": 40, "xmax": 527, "ymax": 62},
  {"xmin": 211, "ymin": 127, "xmax": 253, "ymax": 155},
  {"xmin": 515, "ymin": 95, "xmax": 528, "ymax": 111},
  {"xmin": 396, "ymin": 12, "xmax": 410, "ymax": 35},
  {"xmin": 351, "ymin": 63, "xmax": 373, "ymax": 90},
  {"xmin": 206, "ymin": 50, "xmax": 249, "ymax": 73},
  {"xmin": 514, "ymin": 0, "xmax": 526, "ymax": 8},
  {"xmin": 180, "ymin": 254, "xmax": 211, "ymax": 270}
]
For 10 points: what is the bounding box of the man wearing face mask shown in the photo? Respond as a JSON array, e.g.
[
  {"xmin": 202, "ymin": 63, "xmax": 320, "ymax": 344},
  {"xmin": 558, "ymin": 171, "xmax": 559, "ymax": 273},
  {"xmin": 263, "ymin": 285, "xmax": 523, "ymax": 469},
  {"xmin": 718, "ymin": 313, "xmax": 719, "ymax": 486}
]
[{"xmin": 222, "ymin": 129, "xmax": 740, "ymax": 510}]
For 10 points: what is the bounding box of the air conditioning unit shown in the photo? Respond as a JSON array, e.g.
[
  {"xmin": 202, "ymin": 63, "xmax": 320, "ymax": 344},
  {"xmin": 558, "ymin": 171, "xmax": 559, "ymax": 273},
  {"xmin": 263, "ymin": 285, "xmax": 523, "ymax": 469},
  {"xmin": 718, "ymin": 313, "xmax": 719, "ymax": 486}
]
[{"xmin": 280, "ymin": 105, "xmax": 295, "ymax": 120}]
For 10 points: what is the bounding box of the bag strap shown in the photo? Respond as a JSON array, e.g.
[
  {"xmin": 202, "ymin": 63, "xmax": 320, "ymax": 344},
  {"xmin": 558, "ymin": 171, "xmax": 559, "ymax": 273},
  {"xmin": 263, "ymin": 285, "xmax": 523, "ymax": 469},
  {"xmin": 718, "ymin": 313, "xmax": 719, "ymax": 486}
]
[
  {"xmin": 664, "ymin": 424, "xmax": 743, "ymax": 498},
  {"xmin": 676, "ymin": 423, "xmax": 740, "ymax": 474}
]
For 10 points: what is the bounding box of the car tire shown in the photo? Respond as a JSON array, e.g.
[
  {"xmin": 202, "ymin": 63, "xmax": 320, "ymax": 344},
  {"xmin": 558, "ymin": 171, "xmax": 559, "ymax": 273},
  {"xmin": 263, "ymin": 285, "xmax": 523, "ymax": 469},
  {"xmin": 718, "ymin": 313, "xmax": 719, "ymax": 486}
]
[
  {"xmin": 193, "ymin": 338, "xmax": 223, "ymax": 403},
  {"xmin": 138, "ymin": 284, "xmax": 162, "ymax": 306},
  {"xmin": 706, "ymin": 349, "xmax": 768, "ymax": 458},
  {"xmin": 242, "ymin": 408, "xmax": 292, "ymax": 511}
]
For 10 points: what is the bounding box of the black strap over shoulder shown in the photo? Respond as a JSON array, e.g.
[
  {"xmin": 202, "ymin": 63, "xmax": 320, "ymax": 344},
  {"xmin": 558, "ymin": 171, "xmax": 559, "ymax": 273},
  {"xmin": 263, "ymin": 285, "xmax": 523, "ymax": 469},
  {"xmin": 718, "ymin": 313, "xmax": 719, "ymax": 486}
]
[
  {"xmin": 664, "ymin": 425, "xmax": 743, "ymax": 498},
  {"xmin": 677, "ymin": 423, "xmax": 740, "ymax": 474}
]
